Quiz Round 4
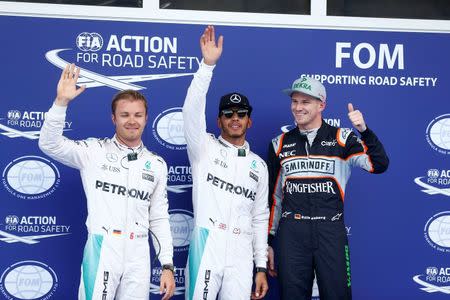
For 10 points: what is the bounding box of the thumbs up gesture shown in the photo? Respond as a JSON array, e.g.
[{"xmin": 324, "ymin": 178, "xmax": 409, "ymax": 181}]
[{"xmin": 347, "ymin": 103, "xmax": 367, "ymax": 132}]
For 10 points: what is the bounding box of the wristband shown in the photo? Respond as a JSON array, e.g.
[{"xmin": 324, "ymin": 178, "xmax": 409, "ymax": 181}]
[
  {"xmin": 256, "ymin": 267, "xmax": 267, "ymax": 273},
  {"xmin": 162, "ymin": 264, "xmax": 174, "ymax": 273}
]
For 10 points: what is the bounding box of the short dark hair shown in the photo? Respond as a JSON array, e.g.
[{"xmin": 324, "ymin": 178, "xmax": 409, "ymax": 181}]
[{"xmin": 111, "ymin": 90, "xmax": 148, "ymax": 115}]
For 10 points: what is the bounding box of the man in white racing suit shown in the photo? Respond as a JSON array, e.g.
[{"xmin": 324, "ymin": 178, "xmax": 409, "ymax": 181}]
[
  {"xmin": 183, "ymin": 26, "xmax": 269, "ymax": 300},
  {"xmin": 39, "ymin": 64, "xmax": 175, "ymax": 300}
]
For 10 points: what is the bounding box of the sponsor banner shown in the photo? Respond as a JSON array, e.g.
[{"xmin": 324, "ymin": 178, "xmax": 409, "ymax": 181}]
[
  {"xmin": 413, "ymin": 266, "xmax": 450, "ymax": 295},
  {"xmin": 0, "ymin": 15, "xmax": 449, "ymax": 300}
]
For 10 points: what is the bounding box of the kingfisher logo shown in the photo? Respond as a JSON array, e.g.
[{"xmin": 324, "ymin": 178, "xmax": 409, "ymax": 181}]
[
  {"xmin": 169, "ymin": 209, "xmax": 194, "ymax": 252},
  {"xmin": 0, "ymin": 260, "xmax": 58, "ymax": 300},
  {"xmin": 76, "ymin": 32, "xmax": 103, "ymax": 51},
  {"xmin": 426, "ymin": 114, "xmax": 450, "ymax": 155},
  {"xmin": 2, "ymin": 156, "xmax": 60, "ymax": 200},
  {"xmin": 424, "ymin": 211, "xmax": 450, "ymax": 253},
  {"xmin": 414, "ymin": 169, "xmax": 450, "ymax": 197},
  {"xmin": 413, "ymin": 266, "xmax": 450, "ymax": 294},
  {"xmin": 152, "ymin": 108, "xmax": 186, "ymax": 151}
]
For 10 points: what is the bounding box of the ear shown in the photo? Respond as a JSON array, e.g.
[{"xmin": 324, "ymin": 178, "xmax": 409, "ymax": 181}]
[
  {"xmin": 247, "ymin": 118, "xmax": 252, "ymax": 129},
  {"xmin": 318, "ymin": 101, "xmax": 326, "ymax": 112},
  {"xmin": 111, "ymin": 114, "xmax": 116, "ymax": 125},
  {"xmin": 217, "ymin": 117, "xmax": 222, "ymax": 129}
]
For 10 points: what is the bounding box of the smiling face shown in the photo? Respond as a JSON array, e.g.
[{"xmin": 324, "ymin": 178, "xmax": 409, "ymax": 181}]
[
  {"xmin": 291, "ymin": 92, "xmax": 325, "ymax": 130},
  {"xmin": 111, "ymin": 98, "xmax": 148, "ymax": 147},
  {"xmin": 217, "ymin": 107, "xmax": 252, "ymax": 146}
]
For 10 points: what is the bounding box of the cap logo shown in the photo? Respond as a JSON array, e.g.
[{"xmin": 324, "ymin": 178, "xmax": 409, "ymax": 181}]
[
  {"xmin": 293, "ymin": 81, "xmax": 312, "ymax": 91},
  {"xmin": 230, "ymin": 94, "xmax": 241, "ymax": 103}
]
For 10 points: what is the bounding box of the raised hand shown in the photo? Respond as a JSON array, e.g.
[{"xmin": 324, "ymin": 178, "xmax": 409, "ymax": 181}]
[
  {"xmin": 347, "ymin": 103, "xmax": 367, "ymax": 132},
  {"xmin": 56, "ymin": 63, "xmax": 86, "ymax": 106},
  {"xmin": 200, "ymin": 25, "xmax": 223, "ymax": 66}
]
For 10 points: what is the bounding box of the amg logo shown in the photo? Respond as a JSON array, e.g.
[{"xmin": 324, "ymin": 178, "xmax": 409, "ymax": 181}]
[
  {"xmin": 203, "ymin": 269, "xmax": 211, "ymax": 299},
  {"xmin": 206, "ymin": 173, "xmax": 255, "ymax": 200},
  {"xmin": 102, "ymin": 271, "xmax": 109, "ymax": 300},
  {"xmin": 142, "ymin": 173, "xmax": 154, "ymax": 182},
  {"xmin": 283, "ymin": 158, "xmax": 334, "ymax": 175},
  {"xmin": 249, "ymin": 171, "xmax": 259, "ymax": 182},
  {"xmin": 285, "ymin": 181, "xmax": 336, "ymax": 195},
  {"xmin": 95, "ymin": 180, "xmax": 150, "ymax": 201}
]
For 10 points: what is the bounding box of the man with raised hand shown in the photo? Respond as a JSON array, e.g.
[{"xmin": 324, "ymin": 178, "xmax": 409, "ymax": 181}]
[
  {"xmin": 267, "ymin": 76, "xmax": 389, "ymax": 300},
  {"xmin": 183, "ymin": 26, "xmax": 269, "ymax": 300},
  {"xmin": 39, "ymin": 64, "xmax": 175, "ymax": 300}
]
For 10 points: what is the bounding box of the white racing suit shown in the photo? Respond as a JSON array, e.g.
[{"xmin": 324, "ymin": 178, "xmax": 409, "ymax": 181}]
[
  {"xmin": 39, "ymin": 103, "xmax": 173, "ymax": 300},
  {"xmin": 183, "ymin": 62, "xmax": 269, "ymax": 300}
]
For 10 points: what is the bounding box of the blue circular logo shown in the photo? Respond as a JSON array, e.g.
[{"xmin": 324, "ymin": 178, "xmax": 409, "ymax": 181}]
[
  {"xmin": 0, "ymin": 260, "xmax": 58, "ymax": 299},
  {"xmin": 424, "ymin": 211, "xmax": 450, "ymax": 252},
  {"xmin": 152, "ymin": 107, "xmax": 186, "ymax": 150},
  {"xmin": 76, "ymin": 32, "xmax": 103, "ymax": 52},
  {"xmin": 169, "ymin": 209, "xmax": 194, "ymax": 251},
  {"xmin": 2, "ymin": 156, "xmax": 60, "ymax": 200},
  {"xmin": 426, "ymin": 114, "xmax": 450, "ymax": 155}
]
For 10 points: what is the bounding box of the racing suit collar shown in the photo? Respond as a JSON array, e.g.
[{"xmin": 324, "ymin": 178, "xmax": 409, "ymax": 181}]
[
  {"xmin": 112, "ymin": 135, "xmax": 144, "ymax": 153},
  {"xmin": 218, "ymin": 135, "xmax": 250, "ymax": 156}
]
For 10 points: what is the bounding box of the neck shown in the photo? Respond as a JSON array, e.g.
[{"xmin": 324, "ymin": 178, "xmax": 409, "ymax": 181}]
[
  {"xmin": 220, "ymin": 134, "xmax": 246, "ymax": 147},
  {"xmin": 116, "ymin": 135, "xmax": 141, "ymax": 148},
  {"xmin": 298, "ymin": 118, "xmax": 322, "ymax": 131}
]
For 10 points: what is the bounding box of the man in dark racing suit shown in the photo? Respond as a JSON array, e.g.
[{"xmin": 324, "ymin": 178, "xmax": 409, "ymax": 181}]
[{"xmin": 267, "ymin": 76, "xmax": 389, "ymax": 300}]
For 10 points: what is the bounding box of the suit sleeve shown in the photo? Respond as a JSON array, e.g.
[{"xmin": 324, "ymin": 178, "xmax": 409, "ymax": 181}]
[
  {"xmin": 39, "ymin": 103, "xmax": 91, "ymax": 169},
  {"xmin": 252, "ymin": 160, "xmax": 269, "ymax": 268},
  {"xmin": 267, "ymin": 139, "xmax": 283, "ymax": 245},
  {"xmin": 148, "ymin": 158, "xmax": 173, "ymax": 265},
  {"xmin": 182, "ymin": 61, "xmax": 215, "ymax": 162},
  {"xmin": 345, "ymin": 127, "xmax": 389, "ymax": 174}
]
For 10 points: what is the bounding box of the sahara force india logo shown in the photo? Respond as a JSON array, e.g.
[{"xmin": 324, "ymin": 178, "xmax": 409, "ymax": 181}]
[{"xmin": 45, "ymin": 32, "xmax": 200, "ymax": 91}]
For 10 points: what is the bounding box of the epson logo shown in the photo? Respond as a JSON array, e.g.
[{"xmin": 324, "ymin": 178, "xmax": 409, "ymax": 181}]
[
  {"xmin": 203, "ymin": 270, "xmax": 211, "ymax": 300},
  {"xmin": 76, "ymin": 32, "xmax": 104, "ymax": 52}
]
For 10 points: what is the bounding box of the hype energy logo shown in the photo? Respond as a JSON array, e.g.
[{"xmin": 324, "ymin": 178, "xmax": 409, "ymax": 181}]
[
  {"xmin": 0, "ymin": 110, "xmax": 72, "ymax": 140},
  {"xmin": 150, "ymin": 266, "xmax": 185, "ymax": 296},
  {"xmin": 45, "ymin": 31, "xmax": 198, "ymax": 92},
  {"xmin": 426, "ymin": 114, "xmax": 450, "ymax": 155},
  {"xmin": 424, "ymin": 211, "xmax": 450, "ymax": 253},
  {"xmin": 0, "ymin": 215, "xmax": 70, "ymax": 245},
  {"xmin": 169, "ymin": 209, "xmax": 194, "ymax": 252},
  {"xmin": 415, "ymin": 169, "xmax": 450, "ymax": 197},
  {"xmin": 0, "ymin": 260, "xmax": 58, "ymax": 300},
  {"xmin": 413, "ymin": 266, "xmax": 450, "ymax": 295},
  {"xmin": 152, "ymin": 107, "xmax": 186, "ymax": 151},
  {"xmin": 2, "ymin": 156, "xmax": 60, "ymax": 200}
]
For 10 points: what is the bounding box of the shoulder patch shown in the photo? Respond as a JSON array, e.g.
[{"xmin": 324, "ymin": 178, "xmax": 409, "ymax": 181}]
[
  {"xmin": 337, "ymin": 128, "xmax": 353, "ymax": 147},
  {"xmin": 272, "ymin": 133, "xmax": 285, "ymax": 155}
]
